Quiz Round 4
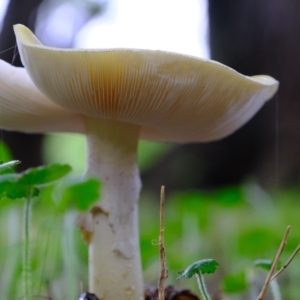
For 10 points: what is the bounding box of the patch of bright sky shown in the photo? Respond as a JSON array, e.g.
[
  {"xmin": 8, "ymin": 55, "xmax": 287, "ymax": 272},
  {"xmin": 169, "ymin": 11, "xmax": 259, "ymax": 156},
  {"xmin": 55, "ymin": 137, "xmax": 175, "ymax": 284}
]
[
  {"xmin": 41, "ymin": 0, "xmax": 210, "ymax": 172},
  {"xmin": 0, "ymin": 0, "xmax": 9, "ymax": 32},
  {"xmin": 76, "ymin": 0, "xmax": 210, "ymax": 58},
  {"xmin": 36, "ymin": 0, "xmax": 91, "ymax": 47}
]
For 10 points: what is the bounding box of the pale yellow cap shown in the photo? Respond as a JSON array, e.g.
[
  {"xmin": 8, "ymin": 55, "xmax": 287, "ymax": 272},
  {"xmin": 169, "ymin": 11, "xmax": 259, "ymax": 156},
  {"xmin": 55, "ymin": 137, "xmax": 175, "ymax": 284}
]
[{"xmin": 13, "ymin": 24, "xmax": 278, "ymax": 142}]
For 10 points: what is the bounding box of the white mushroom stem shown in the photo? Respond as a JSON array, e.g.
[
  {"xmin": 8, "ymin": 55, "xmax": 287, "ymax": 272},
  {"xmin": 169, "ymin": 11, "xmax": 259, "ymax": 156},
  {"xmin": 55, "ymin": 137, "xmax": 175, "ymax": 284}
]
[{"xmin": 85, "ymin": 117, "xmax": 143, "ymax": 300}]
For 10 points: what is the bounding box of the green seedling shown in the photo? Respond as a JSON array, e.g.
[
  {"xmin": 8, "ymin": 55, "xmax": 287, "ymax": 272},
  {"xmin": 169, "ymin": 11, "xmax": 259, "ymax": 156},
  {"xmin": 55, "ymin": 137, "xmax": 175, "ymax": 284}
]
[
  {"xmin": 0, "ymin": 159, "xmax": 101, "ymax": 300},
  {"xmin": 0, "ymin": 164, "xmax": 72, "ymax": 200},
  {"xmin": 177, "ymin": 259, "xmax": 219, "ymax": 300},
  {"xmin": 0, "ymin": 163, "xmax": 71, "ymax": 300},
  {"xmin": 254, "ymin": 259, "xmax": 282, "ymax": 300}
]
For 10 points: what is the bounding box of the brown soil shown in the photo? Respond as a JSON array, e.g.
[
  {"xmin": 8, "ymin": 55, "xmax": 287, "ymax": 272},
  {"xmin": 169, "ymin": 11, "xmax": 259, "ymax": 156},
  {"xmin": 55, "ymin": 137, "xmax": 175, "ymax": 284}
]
[
  {"xmin": 144, "ymin": 286, "xmax": 199, "ymax": 300},
  {"xmin": 82, "ymin": 285, "xmax": 223, "ymax": 300}
]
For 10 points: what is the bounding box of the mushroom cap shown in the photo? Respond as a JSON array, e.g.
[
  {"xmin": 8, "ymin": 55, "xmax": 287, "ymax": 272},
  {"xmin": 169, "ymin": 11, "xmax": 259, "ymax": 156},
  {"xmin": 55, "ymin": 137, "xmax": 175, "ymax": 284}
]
[
  {"xmin": 0, "ymin": 59, "xmax": 84, "ymax": 133},
  {"xmin": 14, "ymin": 24, "xmax": 278, "ymax": 142}
]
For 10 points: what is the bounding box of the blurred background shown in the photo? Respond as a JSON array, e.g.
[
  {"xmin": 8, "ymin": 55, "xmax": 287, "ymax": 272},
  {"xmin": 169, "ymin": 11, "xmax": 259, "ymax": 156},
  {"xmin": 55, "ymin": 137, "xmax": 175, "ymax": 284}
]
[
  {"xmin": 1, "ymin": 0, "xmax": 300, "ymax": 299},
  {"xmin": 3, "ymin": 0, "xmax": 300, "ymax": 190}
]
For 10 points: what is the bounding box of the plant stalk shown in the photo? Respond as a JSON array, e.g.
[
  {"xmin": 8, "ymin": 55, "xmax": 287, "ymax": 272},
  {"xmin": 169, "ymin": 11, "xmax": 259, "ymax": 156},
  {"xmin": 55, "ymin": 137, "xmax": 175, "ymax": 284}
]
[
  {"xmin": 195, "ymin": 271, "xmax": 211, "ymax": 300},
  {"xmin": 23, "ymin": 195, "xmax": 32, "ymax": 300}
]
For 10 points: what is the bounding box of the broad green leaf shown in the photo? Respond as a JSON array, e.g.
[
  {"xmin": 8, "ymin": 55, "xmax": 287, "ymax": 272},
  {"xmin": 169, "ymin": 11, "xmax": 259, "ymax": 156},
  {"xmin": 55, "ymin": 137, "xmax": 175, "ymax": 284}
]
[
  {"xmin": 0, "ymin": 178, "xmax": 40, "ymax": 199},
  {"xmin": 0, "ymin": 173, "xmax": 19, "ymax": 183},
  {"xmin": 177, "ymin": 259, "xmax": 219, "ymax": 279},
  {"xmin": 222, "ymin": 271, "xmax": 248, "ymax": 294},
  {"xmin": 0, "ymin": 164, "xmax": 71, "ymax": 200},
  {"xmin": 5, "ymin": 183, "xmax": 40, "ymax": 199},
  {"xmin": 0, "ymin": 174, "xmax": 21, "ymax": 198},
  {"xmin": 19, "ymin": 164, "xmax": 71, "ymax": 186},
  {"xmin": 58, "ymin": 178, "xmax": 101, "ymax": 212}
]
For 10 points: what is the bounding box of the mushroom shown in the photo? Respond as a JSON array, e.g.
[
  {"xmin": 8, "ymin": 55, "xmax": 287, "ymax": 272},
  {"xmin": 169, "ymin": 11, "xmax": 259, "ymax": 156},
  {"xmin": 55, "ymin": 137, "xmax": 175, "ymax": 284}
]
[{"xmin": 0, "ymin": 24, "xmax": 278, "ymax": 300}]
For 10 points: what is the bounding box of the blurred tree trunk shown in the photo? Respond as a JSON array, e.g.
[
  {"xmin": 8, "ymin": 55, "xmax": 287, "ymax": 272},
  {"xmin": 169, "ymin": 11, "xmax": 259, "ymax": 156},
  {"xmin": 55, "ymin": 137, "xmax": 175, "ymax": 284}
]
[
  {"xmin": 0, "ymin": 0, "xmax": 44, "ymax": 171},
  {"xmin": 143, "ymin": 0, "xmax": 300, "ymax": 190},
  {"xmin": 208, "ymin": 0, "xmax": 300, "ymax": 187}
]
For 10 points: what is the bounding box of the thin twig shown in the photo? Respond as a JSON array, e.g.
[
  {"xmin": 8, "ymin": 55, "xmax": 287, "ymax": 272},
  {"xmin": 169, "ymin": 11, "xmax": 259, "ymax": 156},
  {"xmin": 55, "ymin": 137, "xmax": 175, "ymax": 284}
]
[
  {"xmin": 256, "ymin": 225, "xmax": 291, "ymax": 300},
  {"xmin": 271, "ymin": 244, "xmax": 300, "ymax": 281},
  {"xmin": 158, "ymin": 186, "xmax": 168, "ymax": 300}
]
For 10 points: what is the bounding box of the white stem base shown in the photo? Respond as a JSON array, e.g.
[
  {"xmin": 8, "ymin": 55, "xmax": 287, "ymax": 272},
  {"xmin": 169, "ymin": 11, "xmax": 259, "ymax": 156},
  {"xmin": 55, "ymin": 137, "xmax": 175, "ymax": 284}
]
[
  {"xmin": 84, "ymin": 118, "xmax": 143, "ymax": 300},
  {"xmin": 89, "ymin": 210, "xmax": 141, "ymax": 300}
]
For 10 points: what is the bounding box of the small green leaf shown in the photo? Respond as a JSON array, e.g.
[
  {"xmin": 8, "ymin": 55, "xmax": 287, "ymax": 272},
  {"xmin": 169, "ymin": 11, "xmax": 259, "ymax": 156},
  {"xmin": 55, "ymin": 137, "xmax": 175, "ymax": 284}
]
[
  {"xmin": 0, "ymin": 164, "xmax": 71, "ymax": 200},
  {"xmin": 5, "ymin": 184, "xmax": 40, "ymax": 199},
  {"xmin": 0, "ymin": 174, "xmax": 20, "ymax": 198},
  {"xmin": 0, "ymin": 177, "xmax": 40, "ymax": 199},
  {"xmin": 254, "ymin": 259, "xmax": 282, "ymax": 271},
  {"xmin": 0, "ymin": 160, "xmax": 21, "ymax": 173},
  {"xmin": 58, "ymin": 178, "xmax": 101, "ymax": 212},
  {"xmin": 19, "ymin": 164, "xmax": 72, "ymax": 186},
  {"xmin": 177, "ymin": 259, "xmax": 219, "ymax": 279}
]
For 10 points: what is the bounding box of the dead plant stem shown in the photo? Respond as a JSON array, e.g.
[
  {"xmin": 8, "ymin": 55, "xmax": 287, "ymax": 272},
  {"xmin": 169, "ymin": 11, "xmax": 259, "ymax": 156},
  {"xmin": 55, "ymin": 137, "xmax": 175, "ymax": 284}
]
[
  {"xmin": 256, "ymin": 226, "xmax": 291, "ymax": 300},
  {"xmin": 271, "ymin": 243, "xmax": 300, "ymax": 281},
  {"xmin": 158, "ymin": 186, "xmax": 167, "ymax": 300}
]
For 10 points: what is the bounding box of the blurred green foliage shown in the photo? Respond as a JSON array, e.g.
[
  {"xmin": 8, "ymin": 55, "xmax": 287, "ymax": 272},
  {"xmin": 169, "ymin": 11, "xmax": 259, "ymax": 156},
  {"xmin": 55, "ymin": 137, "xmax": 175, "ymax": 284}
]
[
  {"xmin": 43, "ymin": 133, "xmax": 173, "ymax": 173},
  {"xmin": 222, "ymin": 271, "xmax": 248, "ymax": 294},
  {"xmin": 0, "ymin": 139, "xmax": 300, "ymax": 300},
  {"xmin": 56, "ymin": 178, "xmax": 101, "ymax": 212},
  {"xmin": 1, "ymin": 175, "xmax": 300, "ymax": 299},
  {"xmin": 0, "ymin": 140, "xmax": 13, "ymax": 163},
  {"xmin": 139, "ymin": 187, "xmax": 300, "ymax": 299},
  {"xmin": 0, "ymin": 159, "xmax": 102, "ymax": 300}
]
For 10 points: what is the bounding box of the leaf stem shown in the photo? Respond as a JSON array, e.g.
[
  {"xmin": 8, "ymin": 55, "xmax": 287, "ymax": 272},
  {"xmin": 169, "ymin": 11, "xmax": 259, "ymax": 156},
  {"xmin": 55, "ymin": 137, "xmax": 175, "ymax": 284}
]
[
  {"xmin": 23, "ymin": 194, "xmax": 32, "ymax": 300},
  {"xmin": 195, "ymin": 270, "xmax": 211, "ymax": 300}
]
